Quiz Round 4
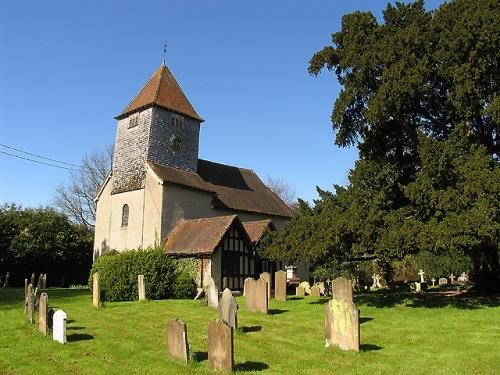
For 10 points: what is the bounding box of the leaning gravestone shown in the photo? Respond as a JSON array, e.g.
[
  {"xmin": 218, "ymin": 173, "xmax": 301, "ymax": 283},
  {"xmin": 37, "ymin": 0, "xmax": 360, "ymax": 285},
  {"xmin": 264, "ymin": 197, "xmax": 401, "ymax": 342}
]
[
  {"xmin": 218, "ymin": 288, "xmax": 238, "ymax": 329},
  {"xmin": 332, "ymin": 277, "xmax": 353, "ymax": 303},
  {"xmin": 138, "ymin": 275, "xmax": 146, "ymax": 301},
  {"xmin": 439, "ymin": 277, "xmax": 448, "ymax": 286},
  {"xmin": 311, "ymin": 285, "xmax": 321, "ymax": 297},
  {"xmin": 325, "ymin": 298, "xmax": 360, "ymax": 351},
  {"xmin": 274, "ymin": 270, "xmax": 287, "ymax": 301},
  {"xmin": 38, "ymin": 292, "xmax": 49, "ymax": 335},
  {"xmin": 207, "ymin": 278, "xmax": 219, "ymax": 309},
  {"xmin": 26, "ymin": 284, "xmax": 34, "ymax": 323},
  {"xmin": 296, "ymin": 285, "xmax": 305, "ymax": 297},
  {"xmin": 259, "ymin": 272, "xmax": 271, "ymax": 299},
  {"xmin": 299, "ymin": 281, "xmax": 311, "ymax": 295},
  {"xmin": 245, "ymin": 278, "xmax": 268, "ymax": 314},
  {"xmin": 53, "ymin": 310, "xmax": 67, "ymax": 344},
  {"xmin": 93, "ymin": 273, "xmax": 101, "ymax": 308},
  {"xmin": 208, "ymin": 319, "xmax": 234, "ymax": 372},
  {"xmin": 166, "ymin": 319, "xmax": 189, "ymax": 364}
]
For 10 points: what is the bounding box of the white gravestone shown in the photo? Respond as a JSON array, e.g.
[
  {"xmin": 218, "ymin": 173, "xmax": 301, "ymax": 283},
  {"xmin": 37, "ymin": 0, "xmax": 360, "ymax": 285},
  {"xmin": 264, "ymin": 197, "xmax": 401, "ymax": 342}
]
[
  {"xmin": 418, "ymin": 270, "xmax": 425, "ymax": 283},
  {"xmin": 207, "ymin": 278, "xmax": 219, "ymax": 309},
  {"xmin": 53, "ymin": 310, "xmax": 67, "ymax": 344},
  {"xmin": 450, "ymin": 273, "xmax": 456, "ymax": 283},
  {"xmin": 431, "ymin": 278, "xmax": 436, "ymax": 287},
  {"xmin": 138, "ymin": 275, "xmax": 145, "ymax": 301}
]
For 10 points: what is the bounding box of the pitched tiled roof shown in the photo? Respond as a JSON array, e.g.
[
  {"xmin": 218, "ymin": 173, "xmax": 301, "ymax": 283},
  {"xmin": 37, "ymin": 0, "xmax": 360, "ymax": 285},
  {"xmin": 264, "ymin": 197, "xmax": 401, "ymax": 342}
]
[
  {"xmin": 116, "ymin": 64, "xmax": 204, "ymax": 122},
  {"xmin": 147, "ymin": 160, "xmax": 294, "ymax": 218},
  {"xmin": 163, "ymin": 215, "xmax": 238, "ymax": 255},
  {"xmin": 242, "ymin": 220, "xmax": 276, "ymax": 245}
]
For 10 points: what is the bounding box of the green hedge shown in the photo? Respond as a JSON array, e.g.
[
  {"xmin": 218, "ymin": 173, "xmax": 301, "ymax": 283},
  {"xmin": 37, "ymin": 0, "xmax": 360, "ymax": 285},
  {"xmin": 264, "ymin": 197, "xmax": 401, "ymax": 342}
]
[{"xmin": 88, "ymin": 248, "xmax": 196, "ymax": 301}]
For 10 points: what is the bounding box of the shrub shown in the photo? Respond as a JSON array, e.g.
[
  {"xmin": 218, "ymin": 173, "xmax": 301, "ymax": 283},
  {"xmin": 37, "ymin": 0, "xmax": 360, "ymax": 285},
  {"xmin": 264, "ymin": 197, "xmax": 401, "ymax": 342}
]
[{"xmin": 88, "ymin": 248, "xmax": 196, "ymax": 301}]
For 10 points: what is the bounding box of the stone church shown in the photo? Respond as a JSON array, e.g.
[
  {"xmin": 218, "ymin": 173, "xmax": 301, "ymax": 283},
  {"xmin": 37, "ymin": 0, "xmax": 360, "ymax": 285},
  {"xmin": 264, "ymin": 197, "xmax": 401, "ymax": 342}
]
[{"xmin": 93, "ymin": 62, "xmax": 303, "ymax": 290}]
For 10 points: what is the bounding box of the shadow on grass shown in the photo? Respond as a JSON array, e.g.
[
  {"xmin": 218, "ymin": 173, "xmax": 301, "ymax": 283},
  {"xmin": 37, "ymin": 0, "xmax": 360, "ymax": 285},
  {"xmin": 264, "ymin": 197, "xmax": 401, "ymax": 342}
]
[
  {"xmin": 361, "ymin": 344, "xmax": 383, "ymax": 352},
  {"xmin": 234, "ymin": 361, "xmax": 269, "ymax": 371},
  {"xmin": 192, "ymin": 351, "xmax": 208, "ymax": 362},
  {"xmin": 286, "ymin": 296, "xmax": 303, "ymax": 301},
  {"xmin": 355, "ymin": 291, "xmax": 500, "ymax": 310},
  {"xmin": 360, "ymin": 317, "xmax": 373, "ymax": 324},
  {"xmin": 239, "ymin": 326, "xmax": 262, "ymax": 333},
  {"xmin": 67, "ymin": 326, "xmax": 85, "ymax": 331},
  {"xmin": 268, "ymin": 309, "xmax": 289, "ymax": 315},
  {"xmin": 67, "ymin": 333, "xmax": 94, "ymax": 342},
  {"xmin": 67, "ymin": 319, "xmax": 76, "ymax": 324},
  {"xmin": 309, "ymin": 298, "xmax": 331, "ymax": 305}
]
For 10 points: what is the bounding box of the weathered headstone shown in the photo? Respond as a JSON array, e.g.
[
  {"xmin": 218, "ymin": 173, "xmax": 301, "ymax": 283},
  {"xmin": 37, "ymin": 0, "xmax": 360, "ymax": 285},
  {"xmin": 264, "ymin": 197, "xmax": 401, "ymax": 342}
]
[
  {"xmin": 418, "ymin": 269, "xmax": 426, "ymax": 283},
  {"xmin": 311, "ymin": 285, "xmax": 321, "ymax": 297},
  {"xmin": 450, "ymin": 273, "xmax": 456, "ymax": 284},
  {"xmin": 325, "ymin": 298, "xmax": 360, "ymax": 351},
  {"xmin": 415, "ymin": 282, "xmax": 422, "ymax": 293},
  {"xmin": 274, "ymin": 270, "xmax": 287, "ymax": 301},
  {"xmin": 92, "ymin": 273, "xmax": 101, "ymax": 308},
  {"xmin": 26, "ymin": 284, "xmax": 34, "ymax": 323},
  {"xmin": 24, "ymin": 278, "xmax": 28, "ymax": 299},
  {"xmin": 299, "ymin": 281, "xmax": 311, "ymax": 295},
  {"xmin": 41, "ymin": 274, "xmax": 47, "ymax": 289},
  {"xmin": 53, "ymin": 310, "xmax": 67, "ymax": 344},
  {"xmin": 138, "ymin": 274, "xmax": 146, "ymax": 301},
  {"xmin": 245, "ymin": 278, "xmax": 268, "ymax": 314},
  {"xmin": 2, "ymin": 272, "xmax": 9, "ymax": 288},
  {"xmin": 206, "ymin": 278, "xmax": 219, "ymax": 309},
  {"xmin": 243, "ymin": 277, "xmax": 253, "ymax": 296},
  {"xmin": 296, "ymin": 285, "xmax": 305, "ymax": 297},
  {"xmin": 166, "ymin": 319, "xmax": 189, "ymax": 364},
  {"xmin": 371, "ymin": 274, "xmax": 383, "ymax": 289},
  {"xmin": 38, "ymin": 292, "xmax": 49, "ymax": 335},
  {"xmin": 30, "ymin": 273, "xmax": 35, "ymax": 286},
  {"xmin": 439, "ymin": 277, "xmax": 448, "ymax": 286},
  {"xmin": 318, "ymin": 282, "xmax": 326, "ymax": 295},
  {"xmin": 37, "ymin": 274, "xmax": 42, "ymax": 289},
  {"xmin": 332, "ymin": 277, "xmax": 353, "ymax": 302},
  {"xmin": 259, "ymin": 272, "xmax": 271, "ymax": 299},
  {"xmin": 431, "ymin": 278, "xmax": 436, "ymax": 287},
  {"xmin": 208, "ymin": 319, "xmax": 234, "ymax": 372},
  {"xmin": 218, "ymin": 288, "xmax": 238, "ymax": 329},
  {"xmin": 458, "ymin": 272, "xmax": 469, "ymax": 285}
]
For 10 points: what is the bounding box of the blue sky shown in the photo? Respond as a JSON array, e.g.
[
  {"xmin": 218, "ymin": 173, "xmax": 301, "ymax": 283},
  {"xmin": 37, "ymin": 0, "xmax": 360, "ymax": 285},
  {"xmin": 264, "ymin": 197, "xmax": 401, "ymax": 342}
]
[{"xmin": 0, "ymin": 0, "xmax": 445, "ymax": 208}]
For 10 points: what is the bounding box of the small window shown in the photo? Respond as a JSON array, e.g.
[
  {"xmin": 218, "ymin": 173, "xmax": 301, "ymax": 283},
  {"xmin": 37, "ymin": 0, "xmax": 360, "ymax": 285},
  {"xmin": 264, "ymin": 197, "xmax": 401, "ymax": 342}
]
[
  {"xmin": 128, "ymin": 114, "xmax": 139, "ymax": 128},
  {"xmin": 121, "ymin": 204, "xmax": 129, "ymax": 227},
  {"xmin": 171, "ymin": 114, "xmax": 184, "ymax": 129}
]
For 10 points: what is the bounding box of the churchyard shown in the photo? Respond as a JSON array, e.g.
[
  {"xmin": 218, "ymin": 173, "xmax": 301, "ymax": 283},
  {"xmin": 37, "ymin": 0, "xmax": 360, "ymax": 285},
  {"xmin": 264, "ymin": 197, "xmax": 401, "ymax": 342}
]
[{"xmin": 1, "ymin": 284, "xmax": 499, "ymax": 374}]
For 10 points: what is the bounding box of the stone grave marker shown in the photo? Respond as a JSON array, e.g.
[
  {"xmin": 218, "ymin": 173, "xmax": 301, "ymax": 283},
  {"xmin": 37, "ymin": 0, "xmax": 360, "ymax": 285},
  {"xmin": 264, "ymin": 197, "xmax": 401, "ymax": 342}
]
[
  {"xmin": 38, "ymin": 292, "xmax": 49, "ymax": 335},
  {"xmin": 24, "ymin": 279, "xmax": 28, "ymax": 299},
  {"xmin": 431, "ymin": 278, "xmax": 436, "ymax": 287},
  {"xmin": 318, "ymin": 282, "xmax": 326, "ymax": 295},
  {"xmin": 458, "ymin": 272, "xmax": 469, "ymax": 285},
  {"xmin": 93, "ymin": 273, "xmax": 101, "ymax": 308},
  {"xmin": 166, "ymin": 319, "xmax": 189, "ymax": 364},
  {"xmin": 2, "ymin": 272, "xmax": 9, "ymax": 288},
  {"xmin": 206, "ymin": 278, "xmax": 219, "ymax": 309},
  {"xmin": 53, "ymin": 310, "xmax": 67, "ymax": 344},
  {"xmin": 138, "ymin": 275, "xmax": 146, "ymax": 301},
  {"xmin": 439, "ymin": 277, "xmax": 448, "ymax": 286},
  {"xmin": 218, "ymin": 288, "xmax": 238, "ymax": 329},
  {"xmin": 208, "ymin": 319, "xmax": 234, "ymax": 372},
  {"xmin": 299, "ymin": 281, "xmax": 311, "ymax": 295},
  {"xmin": 296, "ymin": 285, "xmax": 305, "ymax": 297},
  {"xmin": 415, "ymin": 282, "xmax": 422, "ymax": 293},
  {"xmin": 26, "ymin": 284, "xmax": 34, "ymax": 323},
  {"xmin": 325, "ymin": 298, "xmax": 360, "ymax": 351},
  {"xmin": 311, "ymin": 285, "xmax": 321, "ymax": 297},
  {"xmin": 332, "ymin": 277, "xmax": 353, "ymax": 302},
  {"xmin": 274, "ymin": 270, "xmax": 287, "ymax": 301},
  {"xmin": 41, "ymin": 274, "xmax": 47, "ymax": 289},
  {"xmin": 243, "ymin": 277, "xmax": 253, "ymax": 296},
  {"xmin": 259, "ymin": 272, "xmax": 271, "ymax": 299},
  {"xmin": 37, "ymin": 274, "xmax": 42, "ymax": 289},
  {"xmin": 418, "ymin": 269, "xmax": 426, "ymax": 283},
  {"xmin": 30, "ymin": 273, "xmax": 35, "ymax": 286},
  {"xmin": 245, "ymin": 278, "xmax": 268, "ymax": 314}
]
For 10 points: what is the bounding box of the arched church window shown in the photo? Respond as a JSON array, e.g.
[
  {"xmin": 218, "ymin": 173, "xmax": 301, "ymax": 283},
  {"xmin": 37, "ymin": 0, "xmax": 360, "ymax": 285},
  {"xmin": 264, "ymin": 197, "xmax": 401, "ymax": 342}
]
[{"xmin": 121, "ymin": 204, "xmax": 129, "ymax": 227}]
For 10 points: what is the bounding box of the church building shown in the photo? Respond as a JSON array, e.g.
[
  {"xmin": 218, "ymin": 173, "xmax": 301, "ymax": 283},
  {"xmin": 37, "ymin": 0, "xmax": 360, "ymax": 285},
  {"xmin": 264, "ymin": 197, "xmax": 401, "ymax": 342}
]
[{"xmin": 93, "ymin": 62, "xmax": 301, "ymax": 290}]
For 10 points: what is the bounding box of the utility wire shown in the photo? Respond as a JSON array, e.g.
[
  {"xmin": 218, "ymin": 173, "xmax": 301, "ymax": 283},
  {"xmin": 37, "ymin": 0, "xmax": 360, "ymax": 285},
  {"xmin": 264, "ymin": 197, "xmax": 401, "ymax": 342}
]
[
  {"xmin": 0, "ymin": 143, "xmax": 82, "ymax": 168},
  {"xmin": 0, "ymin": 150, "xmax": 83, "ymax": 172}
]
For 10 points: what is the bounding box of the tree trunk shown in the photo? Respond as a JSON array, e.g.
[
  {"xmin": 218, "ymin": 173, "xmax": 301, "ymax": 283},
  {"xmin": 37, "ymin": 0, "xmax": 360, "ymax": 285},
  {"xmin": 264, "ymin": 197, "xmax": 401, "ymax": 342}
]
[{"xmin": 469, "ymin": 243, "xmax": 500, "ymax": 293}]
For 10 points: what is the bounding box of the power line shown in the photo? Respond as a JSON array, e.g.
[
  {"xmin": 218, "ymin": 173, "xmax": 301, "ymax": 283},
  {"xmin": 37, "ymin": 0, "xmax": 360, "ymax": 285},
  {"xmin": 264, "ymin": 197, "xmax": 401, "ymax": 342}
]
[
  {"xmin": 0, "ymin": 143, "xmax": 82, "ymax": 168},
  {"xmin": 0, "ymin": 150, "xmax": 82, "ymax": 172}
]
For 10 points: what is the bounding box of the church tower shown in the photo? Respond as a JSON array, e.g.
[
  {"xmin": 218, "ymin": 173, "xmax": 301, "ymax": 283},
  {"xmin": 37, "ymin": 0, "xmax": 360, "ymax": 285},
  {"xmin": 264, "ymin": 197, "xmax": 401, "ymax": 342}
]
[{"xmin": 112, "ymin": 63, "xmax": 204, "ymax": 194}]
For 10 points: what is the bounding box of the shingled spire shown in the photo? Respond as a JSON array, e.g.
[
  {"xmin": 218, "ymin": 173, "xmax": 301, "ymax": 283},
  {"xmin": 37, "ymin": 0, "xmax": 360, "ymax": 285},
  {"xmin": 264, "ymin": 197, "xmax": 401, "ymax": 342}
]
[{"xmin": 116, "ymin": 64, "xmax": 204, "ymax": 122}]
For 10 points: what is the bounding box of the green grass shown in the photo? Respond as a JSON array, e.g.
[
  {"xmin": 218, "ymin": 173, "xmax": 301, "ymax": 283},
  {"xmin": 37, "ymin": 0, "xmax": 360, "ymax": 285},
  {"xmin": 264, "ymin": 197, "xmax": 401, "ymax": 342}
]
[{"xmin": 0, "ymin": 288, "xmax": 499, "ymax": 375}]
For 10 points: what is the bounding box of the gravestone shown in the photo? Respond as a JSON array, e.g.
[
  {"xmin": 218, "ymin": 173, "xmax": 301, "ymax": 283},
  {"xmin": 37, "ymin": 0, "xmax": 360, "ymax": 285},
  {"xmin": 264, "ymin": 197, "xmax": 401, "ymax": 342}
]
[
  {"xmin": 439, "ymin": 277, "xmax": 448, "ymax": 286},
  {"xmin": 206, "ymin": 278, "xmax": 219, "ymax": 309},
  {"xmin": 41, "ymin": 274, "xmax": 47, "ymax": 289},
  {"xmin": 299, "ymin": 281, "xmax": 311, "ymax": 295},
  {"xmin": 30, "ymin": 273, "xmax": 35, "ymax": 286},
  {"xmin": 208, "ymin": 319, "xmax": 234, "ymax": 372},
  {"xmin": 311, "ymin": 285, "xmax": 321, "ymax": 297},
  {"xmin": 318, "ymin": 282, "xmax": 326, "ymax": 295},
  {"xmin": 332, "ymin": 277, "xmax": 353, "ymax": 302},
  {"xmin": 53, "ymin": 310, "xmax": 67, "ymax": 344},
  {"xmin": 93, "ymin": 273, "xmax": 101, "ymax": 308},
  {"xmin": 138, "ymin": 275, "xmax": 146, "ymax": 301},
  {"xmin": 166, "ymin": 319, "xmax": 189, "ymax": 364},
  {"xmin": 243, "ymin": 277, "xmax": 253, "ymax": 296},
  {"xmin": 37, "ymin": 274, "xmax": 42, "ymax": 289},
  {"xmin": 431, "ymin": 278, "xmax": 436, "ymax": 287},
  {"xmin": 38, "ymin": 292, "xmax": 49, "ymax": 335},
  {"xmin": 296, "ymin": 285, "xmax": 305, "ymax": 297},
  {"xmin": 2, "ymin": 272, "xmax": 9, "ymax": 288},
  {"xmin": 24, "ymin": 279, "xmax": 28, "ymax": 299},
  {"xmin": 274, "ymin": 270, "xmax": 287, "ymax": 301},
  {"xmin": 415, "ymin": 282, "xmax": 422, "ymax": 293},
  {"xmin": 26, "ymin": 284, "xmax": 34, "ymax": 323},
  {"xmin": 259, "ymin": 272, "xmax": 271, "ymax": 299},
  {"xmin": 371, "ymin": 274, "xmax": 383, "ymax": 289},
  {"xmin": 418, "ymin": 269, "xmax": 426, "ymax": 283},
  {"xmin": 458, "ymin": 272, "xmax": 469, "ymax": 285},
  {"xmin": 450, "ymin": 273, "xmax": 456, "ymax": 284},
  {"xmin": 245, "ymin": 278, "xmax": 268, "ymax": 314},
  {"xmin": 218, "ymin": 288, "xmax": 238, "ymax": 329},
  {"xmin": 325, "ymin": 298, "xmax": 360, "ymax": 351}
]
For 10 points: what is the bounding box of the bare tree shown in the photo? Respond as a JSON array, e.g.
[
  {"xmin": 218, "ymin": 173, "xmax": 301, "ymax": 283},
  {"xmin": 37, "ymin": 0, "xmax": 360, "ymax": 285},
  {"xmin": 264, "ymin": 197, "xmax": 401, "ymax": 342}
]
[
  {"xmin": 53, "ymin": 145, "xmax": 113, "ymax": 229},
  {"xmin": 265, "ymin": 176, "xmax": 296, "ymax": 209}
]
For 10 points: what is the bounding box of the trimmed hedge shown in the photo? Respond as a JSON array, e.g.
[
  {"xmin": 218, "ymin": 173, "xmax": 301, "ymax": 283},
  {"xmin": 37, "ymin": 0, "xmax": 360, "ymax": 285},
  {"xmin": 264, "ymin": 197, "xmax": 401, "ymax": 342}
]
[{"xmin": 88, "ymin": 248, "xmax": 196, "ymax": 301}]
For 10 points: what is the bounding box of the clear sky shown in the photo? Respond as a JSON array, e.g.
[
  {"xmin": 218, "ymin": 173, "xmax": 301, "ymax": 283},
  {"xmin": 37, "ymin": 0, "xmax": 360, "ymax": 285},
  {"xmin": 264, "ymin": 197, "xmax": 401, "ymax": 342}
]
[{"xmin": 0, "ymin": 0, "xmax": 445, "ymax": 208}]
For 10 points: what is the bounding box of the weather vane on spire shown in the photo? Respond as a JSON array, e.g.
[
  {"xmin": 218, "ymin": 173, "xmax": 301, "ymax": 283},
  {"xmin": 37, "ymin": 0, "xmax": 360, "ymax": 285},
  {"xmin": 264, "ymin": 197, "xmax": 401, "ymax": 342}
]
[{"xmin": 163, "ymin": 40, "xmax": 167, "ymax": 65}]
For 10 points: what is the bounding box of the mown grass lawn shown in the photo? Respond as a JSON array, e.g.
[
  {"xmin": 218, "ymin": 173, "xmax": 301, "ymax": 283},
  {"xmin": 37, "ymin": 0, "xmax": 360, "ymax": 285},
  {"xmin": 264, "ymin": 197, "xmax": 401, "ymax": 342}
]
[{"xmin": 0, "ymin": 288, "xmax": 499, "ymax": 374}]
